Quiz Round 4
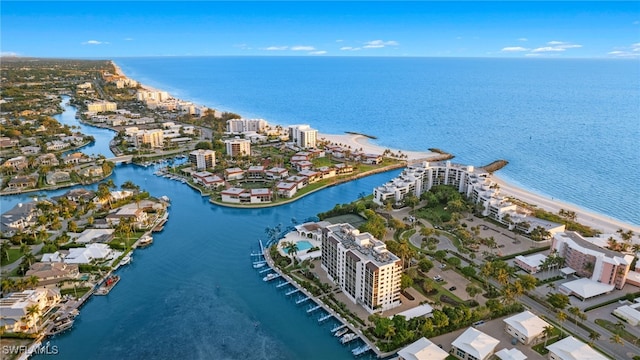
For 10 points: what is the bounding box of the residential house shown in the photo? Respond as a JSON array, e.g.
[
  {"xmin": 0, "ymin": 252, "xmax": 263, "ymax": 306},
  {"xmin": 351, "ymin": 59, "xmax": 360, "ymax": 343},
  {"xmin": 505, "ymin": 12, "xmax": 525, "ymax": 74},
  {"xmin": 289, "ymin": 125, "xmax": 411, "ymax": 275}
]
[
  {"xmin": 3, "ymin": 156, "xmax": 28, "ymax": 171},
  {"xmin": 79, "ymin": 165, "xmax": 104, "ymax": 178},
  {"xmin": 397, "ymin": 337, "xmax": 448, "ymax": 360},
  {"xmin": 46, "ymin": 171, "xmax": 71, "ymax": 185},
  {"xmin": 63, "ymin": 243, "xmax": 113, "ymax": 264},
  {"xmin": 265, "ymin": 167, "xmax": 289, "ymax": 180},
  {"xmin": 503, "ymin": 310, "xmax": 550, "ymax": 345},
  {"xmin": 37, "ymin": 153, "xmax": 59, "ymax": 166},
  {"xmin": 276, "ymin": 181, "xmax": 298, "ymax": 198},
  {"xmin": 0, "ymin": 288, "xmax": 61, "ymax": 333},
  {"xmin": 546, "ymin": 336, "xmax": 608, "ymax": 360},
  {"xmin": 247, "ymin": 165, "xmax": 265, "ymax": 179},
  {"xmin": 26, "ymin": 262, "xmax": 80, "ymax": 285},
  {"xmin": 0, "ymin": 202, "xmax": 38, "ymax": 236},
  {"xmin": 450, "ymin": 327, "xmax": 500, "ymax": 360},
  {"xmin": 224, "ymin": 167, "xmax": 245, "ymax": 181},
  {"xmin": 106, "ymin": 207, "xmax": 148, "ymax": 228}
]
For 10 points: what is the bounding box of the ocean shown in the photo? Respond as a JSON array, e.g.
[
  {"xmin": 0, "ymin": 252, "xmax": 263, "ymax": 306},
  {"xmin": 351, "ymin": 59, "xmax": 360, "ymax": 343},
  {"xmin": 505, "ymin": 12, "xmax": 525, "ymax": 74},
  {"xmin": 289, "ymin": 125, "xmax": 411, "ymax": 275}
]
[{"xmin": 115, "ymin": 56, "xmax": 640, "ymax": 226}]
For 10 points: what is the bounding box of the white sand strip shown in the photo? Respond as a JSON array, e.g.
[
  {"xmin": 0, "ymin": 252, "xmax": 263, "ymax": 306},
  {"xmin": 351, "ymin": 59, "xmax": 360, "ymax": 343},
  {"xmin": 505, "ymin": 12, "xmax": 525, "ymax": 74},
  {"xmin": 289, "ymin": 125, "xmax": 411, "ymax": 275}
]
[{"xmin": 318, "ymin": 133, "xmax": 439, "ymax": 161}]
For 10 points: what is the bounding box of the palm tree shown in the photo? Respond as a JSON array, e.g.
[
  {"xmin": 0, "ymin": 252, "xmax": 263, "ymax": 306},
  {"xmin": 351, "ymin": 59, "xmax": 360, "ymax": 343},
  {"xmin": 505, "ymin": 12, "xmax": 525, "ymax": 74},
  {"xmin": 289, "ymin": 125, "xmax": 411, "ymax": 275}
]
[
  {"xmin": 281, "ymin": 241, "xmax": 298, "ymax": 259},
  {"xmin": 543, "ymin": 325, "xmax": 555, "ymax": 347},
  {"xmin": 496, "ymin": 268, "xmax": 510, "ymax": 286},
  {"xmin": 26, "ymin": 275, "xmax": 39, "ymax": 288},
  {"xmin": 588, "ymin": 331, "xmax": 601, "ymax": 346},
  {"xmin": 609, "ymin": 334, "xmax": 624, "ymax": 345},
  {"xmin": 568, "ymin": 306, "xmax": 581, "ymax": 326},
  {"xmin": 0, "ymin": 241, "xmax": 10, "ymax": 263},
  {"xmin": 557, "ymin": 311, "xmax": 567, "ymax": 334},
  {"xmin": 25, "ymin": 304, "xmax": 40, "ymax": 332},
  {"xmin": 384, "ymin": 325, "xmax": 396, "ymax": 341}
]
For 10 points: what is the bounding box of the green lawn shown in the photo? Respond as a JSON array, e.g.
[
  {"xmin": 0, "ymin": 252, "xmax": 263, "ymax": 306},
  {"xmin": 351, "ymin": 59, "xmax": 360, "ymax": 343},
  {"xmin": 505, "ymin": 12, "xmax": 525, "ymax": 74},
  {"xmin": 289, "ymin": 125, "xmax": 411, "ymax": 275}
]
[
  {"xmin": 0, "ymin": 248, "xmax": 23, "ymax": 266},
  {"xmin": 60, "ymin": 286, "xmax": 92, "ymax": 299}
]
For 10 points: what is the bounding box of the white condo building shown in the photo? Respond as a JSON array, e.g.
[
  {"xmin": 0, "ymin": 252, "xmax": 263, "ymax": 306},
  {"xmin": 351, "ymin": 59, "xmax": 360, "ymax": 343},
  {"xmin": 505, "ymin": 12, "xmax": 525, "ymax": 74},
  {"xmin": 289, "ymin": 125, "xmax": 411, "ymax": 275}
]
[
  {"xmin": 224, "ymin": 137, "xmax": 251, "ymax": 157},
  {"xmin": 321, "ymin": 223, "xmax": 402, "ymax": 313},
  {"xmin": 227, "ymin": 118, "xmax": 267, "ymax": 133},
  {"xmin": 373, "ymin": 161, "xmax": 487, "ymax": 205},
  {"xmin": 189, "ymin": 149, "xmax": 216, "ymax": 170},
  {"xmin": 289, "ymin": 124, "xmax": 318, "ymax": 148}
]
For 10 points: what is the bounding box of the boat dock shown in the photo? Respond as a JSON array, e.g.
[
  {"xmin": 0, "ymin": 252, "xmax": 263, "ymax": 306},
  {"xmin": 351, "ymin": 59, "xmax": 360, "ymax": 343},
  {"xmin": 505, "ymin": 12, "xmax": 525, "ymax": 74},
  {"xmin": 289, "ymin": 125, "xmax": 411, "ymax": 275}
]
[{"xmin": 257, "ymin": 240, "xmax": 391, "ymax": 359}]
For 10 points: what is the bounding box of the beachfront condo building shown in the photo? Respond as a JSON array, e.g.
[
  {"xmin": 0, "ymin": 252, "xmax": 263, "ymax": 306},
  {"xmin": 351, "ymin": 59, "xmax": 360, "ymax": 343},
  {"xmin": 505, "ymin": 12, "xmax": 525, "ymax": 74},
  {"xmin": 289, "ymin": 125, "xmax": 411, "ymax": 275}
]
[
  {"xmin": 321, "ymin": 223, "xmax": 402, "ymax": 314},
  {"xmin": 288, "ymin": 124, "xmax": 318, "ymax": 148},
  {"xmin": 373, "ymin": 161, "xmax": 486, "ymax": 205},
  {"xmin": 137, "ymin": 90, "xmax": 170, "ymax": 102},
  {"xmin": 227, "ymin": 118, "xmax": 268, "ymax": 133},
  {"xmin": 224, "ymin": 138, "xmax": 251, "ymax": 157},
  {"xmin": 133, "ymin": 129, "xmax": 164, "ymax": 148},
  {"xmin": 189, "ymin": 149, "xmax": 216, "ymax": 170},
  {"xmin": 552, "ymin": 232, "xmax": 633, "ymax": 290},
  {"xmin": 87, "ymin": 101, "xmax": 117, "ymax": 113}
]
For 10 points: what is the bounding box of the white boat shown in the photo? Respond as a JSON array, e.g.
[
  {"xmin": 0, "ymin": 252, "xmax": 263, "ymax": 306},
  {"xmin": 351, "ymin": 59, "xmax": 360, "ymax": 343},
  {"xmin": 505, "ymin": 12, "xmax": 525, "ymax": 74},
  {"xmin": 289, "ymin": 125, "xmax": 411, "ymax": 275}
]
[
  {"xmin": 340, "ymin": 333, "xmax": 357, "ymax": 344},
  {"xmin": 119, "ymin": 255, "xmax": 132, "ymax": 266},
  {"xmin": 263, "ymin": 273, "xmax": 278, "ymax": 282},
  {"xmin": 138, "ymin": 235, "xmax": 153, "ymax": 247},
  {"xmin": 334, "ymin": 328, "xmax": 349, "ymax": 337}
]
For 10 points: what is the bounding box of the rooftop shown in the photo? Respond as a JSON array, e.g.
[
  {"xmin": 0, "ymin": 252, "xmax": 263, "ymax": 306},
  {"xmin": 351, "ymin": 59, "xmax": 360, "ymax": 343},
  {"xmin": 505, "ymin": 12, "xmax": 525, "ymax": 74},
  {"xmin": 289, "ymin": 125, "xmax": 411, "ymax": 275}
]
[
  {"xmin": 503, "ymin": 310, "xmax": 549, "ymax": 338},
  {"xmin": 451, "ymin": 327, "xmax": 500, "ymax": 360},
  {"xmin": 397, "ymin": 337, "xmax": 448, "ymax": 360},
  {"xmin": 546, "ymin": 336, "xmax": 608, "ymax": 360},
  {"xmin": 559, "ymin": 278, "xmax": 615, "ymax": 299}
]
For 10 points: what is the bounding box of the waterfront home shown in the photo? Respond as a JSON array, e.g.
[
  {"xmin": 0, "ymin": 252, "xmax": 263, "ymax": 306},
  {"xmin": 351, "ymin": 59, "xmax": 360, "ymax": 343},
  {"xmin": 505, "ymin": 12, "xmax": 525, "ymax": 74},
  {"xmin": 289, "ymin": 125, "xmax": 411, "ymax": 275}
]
[
  {"xmin": 265, "ymin": 167, "xmax": 288, "ymax": 180},
  {"xmin": 0, "ymin": 288, "xmax": 61, "ymax": 333},
  {"xmin": 250, "ymin": 188, "xmax": 272, "ymax": 203},
  {"xmin": 87, "ymin": 100, "xmax": 117, "ymax": 113},
  {"xmin": 224, "ymin": 167, "xmax": 245, "ymax": 181},
  {"xmin": 285, "ymin": 175, "xmax": 308, "ymax": 189},
  {"xmin": 503, "ymin": 310, "xmax": 550, "ymax": 345},
  {"xmin": 78, "ymin": 165, "xmax": 104, "ymax": 178},
  {"xmin": 298, "ymin": 169, "xmax": 320, "ymax": 183},
  {"xmin": 361, "ymin": 153, "xmax": 383, "ymax": 165},
  {"xmin": 37, "ymin": 153, "xmax": 59, "ymax": 166},
  {"xmin": 0, "ymin": 202, "xmax": 38, "ymax": 236},
  {"xmin": 397, "ymin": 337, "xmax": 448, "ymax": 360},
  {"xmin": 41, "ymin": 251, "xmax": 63, "ymax": 263},
  {"xmin": 192, "ymin": 171, "xmax": 214, "ymax": 182},
  {"xmin": 74, "ymin": 228, "xmax": 115, "ymax": 244},
  {"xmin": 46, "ymin": 171, "xmax": 71, "ymax": 185},
  {"xmin": 63, "ymin": 243, "xmax": 113, "ymax": 264},
  {"xmin": 276, "ymin": 181, "xmax": 298, "ymax": 198},
  {"xmin": 133, "ymin": 129, "xmax": 164, "ymax": 148},
  {"xmin": 7, "ymin": 175, "xmax": 37, "ymax": 190},
  {"xmin": 46, "ymin": 140, "xmax": 70, "ymax": 151},
  {"xmin": 106, "ymin": 207, "xmax": 149, "ymax": 228},
  {"xmin": 334, "ymin": 163, "xmax": 353, "ymax": 174},
  {"xmin": 221, "ymin": 187, "xmax": 247, "ymax": 203},
  {"xmin": 450, "ymin": 327, "xmax": 500, "ymax": 360},
  {"xmin": 200, "ymin": 175, "xmax": 224, "ymax": 189},
  {"xmin": 546, "ymin": 336, "xmax": 608, "ymax": 360},
  {"xmin": 57, "ymin": 188, "xmax": 96, "ymax": 203},
  {"xmin": 26, "ymin": 262, "xmax": 80, "ymax": 285},
  {"xmin": 321, "ymin": 223, "xmax": 402, "ymax": 313},
  {"xmin": 3, "ymin": 156, "xmax": 28, "ymax": 171},
  {"xmin": 317, "ymin": 166, "xmax": 336, "ymax": 179}
]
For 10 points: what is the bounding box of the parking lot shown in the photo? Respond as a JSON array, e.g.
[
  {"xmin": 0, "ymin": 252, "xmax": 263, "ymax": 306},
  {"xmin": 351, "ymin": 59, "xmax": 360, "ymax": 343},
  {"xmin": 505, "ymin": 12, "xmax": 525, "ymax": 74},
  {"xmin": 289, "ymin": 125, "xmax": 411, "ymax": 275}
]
[{"xmin": 425, "ymin": 261, "xmax": 487, "ymax": 307}]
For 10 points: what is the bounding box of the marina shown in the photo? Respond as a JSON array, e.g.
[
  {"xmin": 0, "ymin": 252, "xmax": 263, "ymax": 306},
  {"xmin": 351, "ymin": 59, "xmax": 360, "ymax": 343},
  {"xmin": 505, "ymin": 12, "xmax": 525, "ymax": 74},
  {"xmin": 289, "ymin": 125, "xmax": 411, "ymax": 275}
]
[{"xmin": 94, "ymin": 275, "xmax": 120, "ymax": 296}]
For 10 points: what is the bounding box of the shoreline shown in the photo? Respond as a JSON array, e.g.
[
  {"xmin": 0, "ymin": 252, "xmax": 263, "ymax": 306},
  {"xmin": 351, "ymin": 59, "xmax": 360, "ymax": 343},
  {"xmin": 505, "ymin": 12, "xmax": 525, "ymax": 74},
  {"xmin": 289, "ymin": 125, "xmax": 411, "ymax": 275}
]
[{"xmin": 110, "ymin": 60, "xmax": 639, "ymax": 234}]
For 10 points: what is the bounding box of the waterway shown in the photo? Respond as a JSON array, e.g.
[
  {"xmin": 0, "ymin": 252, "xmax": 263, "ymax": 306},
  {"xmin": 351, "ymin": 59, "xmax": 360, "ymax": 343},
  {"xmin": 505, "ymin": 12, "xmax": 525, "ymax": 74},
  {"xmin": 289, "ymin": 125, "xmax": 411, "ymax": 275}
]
[{"xmin": 5, "ymin": 100, "xmax": 398, "ymax": 359}]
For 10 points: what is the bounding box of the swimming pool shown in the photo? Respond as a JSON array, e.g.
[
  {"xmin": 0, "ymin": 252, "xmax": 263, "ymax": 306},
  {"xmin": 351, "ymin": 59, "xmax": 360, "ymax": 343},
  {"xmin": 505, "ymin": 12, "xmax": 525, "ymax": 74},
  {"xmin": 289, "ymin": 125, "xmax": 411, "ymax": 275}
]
[{"xmin": 286, "ymin": 240, "xmax": 313, "ymax": 253}]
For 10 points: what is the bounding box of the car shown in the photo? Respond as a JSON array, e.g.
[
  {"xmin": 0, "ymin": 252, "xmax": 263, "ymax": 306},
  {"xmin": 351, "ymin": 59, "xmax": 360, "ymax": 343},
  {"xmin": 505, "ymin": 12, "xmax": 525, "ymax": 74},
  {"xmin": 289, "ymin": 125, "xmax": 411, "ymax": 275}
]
[
  {"xmin": 433, "ymin": 275, "xmax": 442, "ymax": 281},
  {"xmin": 437, "ymin": 344, "xmax": 443, "ymax": 349},
  {"xmin": 449, "ymin": 286, "xmax": 457, "ymax": 291},
  {"xmin": 439, "ymin": 263, "xmax": 447, "ymax": 269},
  {"xmin": 473, "ymin": 320, "xmax": 485, "ymax": 327}
]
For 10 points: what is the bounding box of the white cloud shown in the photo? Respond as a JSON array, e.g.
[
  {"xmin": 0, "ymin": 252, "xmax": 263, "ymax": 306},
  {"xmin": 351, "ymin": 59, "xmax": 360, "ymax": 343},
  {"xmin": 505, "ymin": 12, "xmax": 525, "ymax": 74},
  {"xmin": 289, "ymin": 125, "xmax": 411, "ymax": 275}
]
[
  {"xmin": 309, "ymin": 51, "xmax": 327, "ymax": 55},
  {"xmin": 0, "ymin": 51, "xmax": 19, "ymax": 57},
  {"xmin": 264, "ymin": 46, "xmax": 288, "ymax": 51},
  {"xmin": 531, "ymin": 41, "xmax": 582, "ymax": 53},
  {"xmin": 291, "ymin": 46, "xmax": 316, "ymax": 51},
  {"xmin": 363, "ymin": 40, "xmax": 399, "ymax": 49},
  {"xmin": 82, "ymin": 40, "xmax": 108, "ymax": 45},
  {"xmin": 518, "ymin": 38, "xmax": 528, "ymax": 42},
  {"xmin": 501, "ymin": 46, "xmax": 529, "ymax": 52},
  {"xmin": 607, "ymin": 43, "xmax": 640, "ymax": 57},
  {"xmin": 124, "ymin": 38, "xmax": 134, "ymax": 41},
  {"xmin": 340, "ymin": 46, "xmax": 361, "ymax": 51}
]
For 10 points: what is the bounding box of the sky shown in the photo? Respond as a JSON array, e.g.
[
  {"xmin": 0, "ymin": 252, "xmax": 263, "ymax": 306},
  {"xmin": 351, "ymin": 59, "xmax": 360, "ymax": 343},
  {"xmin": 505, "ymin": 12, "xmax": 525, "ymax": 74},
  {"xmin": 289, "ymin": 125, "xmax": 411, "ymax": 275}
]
[{"xmin": 1, "ymin": 1, "xmax": 639, "ymax": 58}]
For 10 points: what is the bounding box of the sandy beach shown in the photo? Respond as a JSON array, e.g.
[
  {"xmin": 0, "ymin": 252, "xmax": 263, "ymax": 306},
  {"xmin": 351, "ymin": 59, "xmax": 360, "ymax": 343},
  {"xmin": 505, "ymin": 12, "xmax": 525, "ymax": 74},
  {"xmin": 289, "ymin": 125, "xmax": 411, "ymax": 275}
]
[
  {"xmin": 110, "ymin": 60, "xmax": 163, "ymax": 93},
  {"xmin": 492, "ymin": 174, "xmax": 640, "ymax": 235},
  {"xmin": 318, "ymin": 132, "xmax": 440, "ymax": 161},
  {"xmin": 111, "ymin": 60, "xmax": 639, "ymax": 236}
]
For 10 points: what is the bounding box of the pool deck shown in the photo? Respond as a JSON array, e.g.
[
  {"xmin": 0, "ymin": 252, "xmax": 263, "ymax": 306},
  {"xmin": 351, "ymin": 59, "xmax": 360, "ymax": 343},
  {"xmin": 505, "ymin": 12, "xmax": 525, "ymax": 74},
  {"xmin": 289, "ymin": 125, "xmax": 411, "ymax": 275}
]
[{"xmin": 276, "ymin": 233, "xmax": 322, "ymax": 259}]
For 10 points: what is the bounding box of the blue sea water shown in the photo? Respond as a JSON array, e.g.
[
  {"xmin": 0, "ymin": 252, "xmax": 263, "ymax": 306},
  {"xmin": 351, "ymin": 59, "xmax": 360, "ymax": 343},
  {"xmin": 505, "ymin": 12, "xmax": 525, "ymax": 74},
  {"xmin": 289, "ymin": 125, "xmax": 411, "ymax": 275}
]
[{"xmin": 115, "ymin": 56, "xmax": 640, "ymax": 225}]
